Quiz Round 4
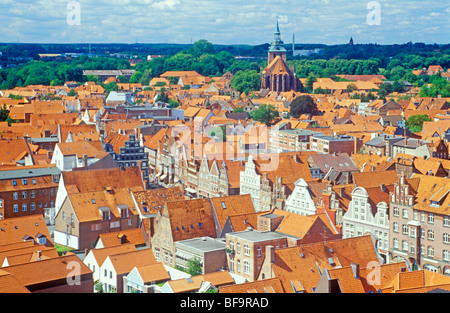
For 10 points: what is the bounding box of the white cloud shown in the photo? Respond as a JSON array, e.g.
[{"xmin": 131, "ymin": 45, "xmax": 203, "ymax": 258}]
[{"xmin": 0, "ymin": 0, "xmax": 447, "ymax": 44}]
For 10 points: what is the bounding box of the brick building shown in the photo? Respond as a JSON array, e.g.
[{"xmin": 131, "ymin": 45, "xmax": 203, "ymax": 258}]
[{"xmin": 0, "ymin": 166, "xmax": 61, "ymax": 220}]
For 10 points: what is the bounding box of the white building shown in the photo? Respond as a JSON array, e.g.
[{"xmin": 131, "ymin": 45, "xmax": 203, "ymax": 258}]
[
  {"xmin": 83, "ymin": 244, "xmax": 136, "ymax": 282},
  {"xmin": 284, "ymin": 178, "xmax": 317, "ymax": 216},
  {"xmin": 239, "ymin": 155, "xmax": 261, "ymax": 211},
  {"xmin": 98, "ymin": 249, "xmax": 157, "ymax": 293},
  {"xmin": 342, "ymin": 186, "xmax": 390, "ymax": 262}
]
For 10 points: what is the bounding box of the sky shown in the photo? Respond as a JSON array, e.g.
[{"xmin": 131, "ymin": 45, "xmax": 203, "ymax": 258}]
[{"xmin": 0, "ymin": 0, "xmax": 449, "ymax": 46}]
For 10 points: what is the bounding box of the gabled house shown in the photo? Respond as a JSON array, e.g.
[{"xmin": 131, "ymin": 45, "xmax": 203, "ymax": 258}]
[
  {"xmin": 257, "ymin": 235, "xmax": 384, "ymax": 293},
  {"xmin": 1, "ymin": 254, "xmax": 93, "ymax": 293},
  {"xmin": 54, "ymin": 187, "xmax": 141, "ymax": 251},
  {"xmin": 99, "ymin": 248, "xmax": 158, "ymax": 293},
  {"xmin": 83, "ymin": 243, "xmax": 136, "ymax": 282},
  {"xmin": 160, "ymin": 270, "xmax": 234, "ymax": 293}
]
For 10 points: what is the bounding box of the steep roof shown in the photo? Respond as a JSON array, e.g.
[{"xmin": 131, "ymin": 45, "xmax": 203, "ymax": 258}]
[
  {"xmin": 97, "ymin": 228, "xmax": 146, "ymax": 248},
  {"xmin": 67, "ymin": 187, "xmax": 139, "ymax": 223},
  {"xmin": 165, "ymin": 270, "xmax": 234, "ymax": 293},
  {"xmin": 210, "ymin": 194, "xmax": 256, "ymax": 231},
  {"xmin": 132, "ymin": 186, "xmax": 185, "ymax": 216},
  {"xmin": 0, "ymin": 215, "xmax": 52, "ymax": 246},
  {"xmin": 164, "ymin": 198, "xmax": 216, "ymax": 242},
  {"xmin": 134, "ymin": 262, "xmax": 170, "ymax": 284},
  {"xmin": 89, "ymin": 243, "xmax": 136, "ymax": 267},
  {"xmin": 1, "ymin": 254, "xmax": 92, "ymax": 290},
  {"xmin": 61, "ymin": 167, "xmax": 145, "ymax": 194},
  {"xmin": 219, "ymin": 277, "xmax": 284, "ymax": 293},
  {"xmin": 268, "ymin": 235, "xmax": 381, "ymax": 293},
  {"xmin": 107, "ymin": 248, "xmax": 156, "ymax": 275}
]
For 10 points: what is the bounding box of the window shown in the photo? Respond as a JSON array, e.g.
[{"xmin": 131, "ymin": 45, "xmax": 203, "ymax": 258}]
[
  {"xmin": 244, "ymin": 245, "xmax": 250, "ymax": 256},
  {"xmin": 410, "ymin": 227, "xmax": 416, "ymax": 238},
  {"xmin": 31, "ymin": 203, "xmax": 36, "ymax": 211},
  {"xmin": 402, "ymin": 240, "xmax": 408, "ymax": 252},
  {"xmin": 393, "ymin": 207, "xmax": 399, "ymax": 217},
  {"xmin": 257, "ymin": 246, "xmax": 262, "ymax": 257},
  {"xmin": 444, "ymin": 250, "xmax": 450, "ymax": 262},
  {"xmin": 22, "ymin": 179, "xmax": 27, "ymax": 185},
  {"xmin": 413, "ymin": 210, "xmax": 418, "ymax": 221},
  {"xmin": 402, "ymin": 224, "xmax": 408, "ymax": 235},
  {"xmin": 402, "ymin": 209, "xmax": 408, "ymax": 219},
  {"xmin": 428, "ymin": 213, "xmax": 434, "ymax": 224},
  {"xmin": 445, "ymin": 216, "xmax": 450, "ymax": 227},
  {"xmin": 37, "ymin": 236, "xmax": 46, "ymax": 245},
  {"xmin": 12, "ymin": 180, "xmax": 17, "ymax": 186},
  {"xmin": 13, "ymin": 192, "xmax": 18, "ymax": 200},
  {"xmin": 13, "ymin": 204, "xmax": 18, "ymax": 213},
  {"xmin": 104, "ymin": 269, "xmax": 107, "ymax": 277},
  {"xmin": 428, "ymin": 230, "xmax": 435, "ymax": 241},
  {"xmin": 444, "ymin": 233, "xmax": 450, "ymax": 244},
  {"xmin": 410, "ymin": 244, "xmax": 415, "ymax": 255},
  {"xmin": 0, "ymin": 199, "xmax": 3, "ymax": 208},
  {"xmin": 22, "ymin": 191, "xmax": 27, "ymax": 199},
  {"xmin": 244, "ymin": 261, "xmax": 250, "ymax": 275},
  {"xmin": 31, "ymin": 190, "xmax": 35, "ymax": 198},
  {"xmin": 22, "ymin": 204, "xmax": 27, "ymax": 211},
  {"xmin": 428, "ymin": 246, "xmax": 434, "ymax": 258},
  {"xmin": 421, "ymin": 212, "xmax": 426, "ymax": 222}
]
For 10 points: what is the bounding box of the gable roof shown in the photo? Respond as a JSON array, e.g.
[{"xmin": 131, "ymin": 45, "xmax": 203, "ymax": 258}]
[
  {"xmin": 106, "ymin": 248, "xmax": 157, "ymax": 275},
  {"xmin": 0, "ymin": 215, "xmax": 52, "ymax": 246},
  {"xmin": 219, "ymin": 277, "xmax": 284, "ymax": 293},
  {"xmin": 164, "ymin": 198, "xmax": 216, "ymax": 242},
  {"xmin": 210, "ymin": 194, "xmax": 256, "ymax": 232},
  {"xmin": 134, "ymin": 262, "xmax": 171, "ymax": 284},
  {"xmin": 97, "ymin": 228, "xmax": 146, "ymax": 248},
  {"xmin": 61, "ymin": 167, "xmax": 145, "ymax": 194},
  {"xmin": 1, "ymin": 254, "xmax": 92, "ymax": 290},
  {"xmin": 88, "ymin": 243, "xmax": 136, "ymax": 267},
  {"xmin": 132, "ymin": 186, "xmax": 185, "ymax": 216},
  {"xmin": 267, "ymin": 235, "xmax": 381, "ymax": 293},
  {"xmin": 165, "ymin": 270, "xmax": 234, "ymax": 293},
  {"xmin": 67, "ymin": 187, "xmax": 139, "ymax": 223}
]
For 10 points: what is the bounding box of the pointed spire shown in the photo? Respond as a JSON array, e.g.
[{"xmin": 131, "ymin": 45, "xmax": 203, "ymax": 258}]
[{"xmin": 275, "ymin": 19, "xmax": 280, "ymax": 35}]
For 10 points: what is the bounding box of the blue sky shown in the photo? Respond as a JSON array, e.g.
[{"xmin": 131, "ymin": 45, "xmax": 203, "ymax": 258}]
[{"xmin": 0, "ymin": 0, "xmax": 448, "ymax": 45}]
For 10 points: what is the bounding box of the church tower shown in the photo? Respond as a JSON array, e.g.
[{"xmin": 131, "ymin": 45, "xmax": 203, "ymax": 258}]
[
  {"xmin": 261, "ymin": 21, "xmax": 301, "ymax": 93},
  {"xmin": 267, "ymin": 21, "xmax": 287, "ymax": 64}
]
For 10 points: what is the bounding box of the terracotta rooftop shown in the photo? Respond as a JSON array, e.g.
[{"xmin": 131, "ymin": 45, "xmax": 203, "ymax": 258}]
[{"xmin": 219, "ymin": 277, "xmax": 284, "ymax": 293}]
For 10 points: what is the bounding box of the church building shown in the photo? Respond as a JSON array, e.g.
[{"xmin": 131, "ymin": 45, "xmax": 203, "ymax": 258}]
[{"xmin": 260, "ymin": 22, "xmax": 301, "ymax": 92}]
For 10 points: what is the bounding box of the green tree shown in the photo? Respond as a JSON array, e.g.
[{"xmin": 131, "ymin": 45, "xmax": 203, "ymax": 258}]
[
  {"xmin": 251, "ymin": 104, "xmax": 279, "ymax": 125},
  {"xmin": 186, "ymin": 257, "xmax": 202, "ymax": 276},
  {"xmin": 289, "ymin": 95, "xmax": 318, "ymax": 118},
  {"xmin": 305, "ymin": 73, "xmax": 317, "ymax": 93},
  {"xmin": 0, "ymin": 104, "xmax": 9, "ymax": 121},
  {"xmin": 230, "ymin": 69, "xmax": 260, "ymax": 94},
  {"xmin": 405, "ymin": 114, "xmax": 432, "ymax": 132},
  {"xmin": 104, "ymin": 81, "xmax": 118, "ymax": 98},
  {"xmin": 189, "ymin": 40, "xmax": 215, "ymax": 58}
]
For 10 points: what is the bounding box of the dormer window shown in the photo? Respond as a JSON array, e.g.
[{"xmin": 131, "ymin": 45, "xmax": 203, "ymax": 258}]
[
  {"xmin": 118, "ymin": 205, "xmax": 129, "ymax": 218},
  {"xmin": 22, "ymin": 179, "xmax": 27, "ymax": 185},
  {"xmin": 99, "ymin": 207, "xmax": 111, "ymax": 221}
]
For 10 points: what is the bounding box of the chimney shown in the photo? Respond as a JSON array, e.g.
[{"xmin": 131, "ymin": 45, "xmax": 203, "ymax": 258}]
[
  {"xmin": 83, "ymin": 154, "xmax": 88, "ymax": 168},
  {"xmin": 351, "ymin": 263, "xmax": 360, "ymax": 279}
]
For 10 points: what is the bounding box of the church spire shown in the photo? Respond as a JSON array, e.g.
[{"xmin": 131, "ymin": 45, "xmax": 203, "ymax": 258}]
[{"xmin": 275, "ymin": 20, "xmax": 280, "ymax": 35}]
